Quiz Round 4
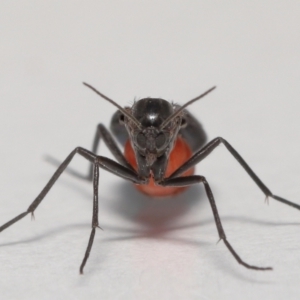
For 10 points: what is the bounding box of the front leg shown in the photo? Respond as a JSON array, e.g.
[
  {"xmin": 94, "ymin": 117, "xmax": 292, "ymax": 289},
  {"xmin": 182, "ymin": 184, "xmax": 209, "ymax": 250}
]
[
  {"xmin": 159, "ymin": 175, "xmax": 272, "ymax": 271},
  {"xmin": 0, "ymin": 147, "xmax": 96, "ymax": 232},
  {"xmin": 0, "ymin": 147, "xmax": 143, "ymax": 273},
  {"xmin": 88, "ymin": 123, "xmax": 134, "ymax": 180},
  {"xmin": 168, "ymin": 137, "xmax": 300, "ymax": 210},
  {"xmin": 45, "ymin": 123, "xmax": 133, "ymax": 181}
]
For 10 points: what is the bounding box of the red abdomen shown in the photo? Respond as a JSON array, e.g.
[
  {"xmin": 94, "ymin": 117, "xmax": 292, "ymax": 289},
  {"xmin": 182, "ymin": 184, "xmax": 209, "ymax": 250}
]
[{"xmin": 124, "ymin": 137, "xmax": 194, "ymax": 197}]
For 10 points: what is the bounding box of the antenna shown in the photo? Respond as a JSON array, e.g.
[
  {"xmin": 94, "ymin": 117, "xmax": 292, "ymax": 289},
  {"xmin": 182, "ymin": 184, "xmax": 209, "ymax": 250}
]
[
  {"xmin": 159, "ymin": 86, "xmax": 216, "ymax": 130},
  {"xmin": 83, "ymin": 82, "xmax": 142, "ymax": 129}
]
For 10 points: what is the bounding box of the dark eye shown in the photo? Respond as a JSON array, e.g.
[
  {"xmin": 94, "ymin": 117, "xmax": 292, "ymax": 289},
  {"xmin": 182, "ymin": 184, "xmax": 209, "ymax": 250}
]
[
  {"xmin": 119, "ymin": 114, "xmax": 125, "ymax": 124},
  {"xmin": 136, "ymin": 132, "xmax": 146, "ymax": 148},
  {"xmin": 155, "ymin": 133, "xmax": 166, "ymax": 149}
]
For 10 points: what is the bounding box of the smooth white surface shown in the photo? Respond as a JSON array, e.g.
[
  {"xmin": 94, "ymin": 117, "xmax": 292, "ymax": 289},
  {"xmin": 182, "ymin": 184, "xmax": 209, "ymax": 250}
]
[{"xmin": 1, "ymin": 1, "xmax": 300, "ymax": 299}]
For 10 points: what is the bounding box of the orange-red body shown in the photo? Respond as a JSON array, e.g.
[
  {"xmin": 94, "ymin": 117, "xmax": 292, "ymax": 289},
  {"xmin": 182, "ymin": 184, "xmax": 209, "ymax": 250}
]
[{"xmin": 124, "ymin": 137, "xmax": 194, "ymax": 197}]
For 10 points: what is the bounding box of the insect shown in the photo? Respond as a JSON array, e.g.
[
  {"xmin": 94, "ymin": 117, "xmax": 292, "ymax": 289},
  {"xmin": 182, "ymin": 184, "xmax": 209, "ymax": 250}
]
[{"xmin": 1, "ymin": 83, "xmax": 299, "ymax": 274}]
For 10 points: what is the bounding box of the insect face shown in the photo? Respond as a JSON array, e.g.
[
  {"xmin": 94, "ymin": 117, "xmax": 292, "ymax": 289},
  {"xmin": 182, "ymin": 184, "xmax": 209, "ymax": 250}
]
[{"xmin": 124, "ymin": 98, "xmax": 183, "ymax": 167}]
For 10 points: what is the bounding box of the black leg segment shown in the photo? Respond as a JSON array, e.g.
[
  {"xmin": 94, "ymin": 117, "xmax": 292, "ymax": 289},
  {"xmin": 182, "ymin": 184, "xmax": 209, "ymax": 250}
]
[
  {"xmin": 45, "ymin": 123, "xmax": 133, "ymax": 181},
  {"xmin": 0, "ymin": 147, "xmax": 96, "ymax": 233},
  {"xmin": 168, "ymin": 137, "xmax": 300, "ymax": 210},
  {"xmin": 80, "ymin": 161, "xmax": 100, "ymax": 274},
  {"xmin": 0, "ymin": 147, "xmax": 143, "ymax": 273},
  {"xmin": 87, "ymin": 124, "xmax": 134, "ymax": 180},
  {"xmin": 160, "ymin": 175, "xmax": 272, "ymax": 271}
]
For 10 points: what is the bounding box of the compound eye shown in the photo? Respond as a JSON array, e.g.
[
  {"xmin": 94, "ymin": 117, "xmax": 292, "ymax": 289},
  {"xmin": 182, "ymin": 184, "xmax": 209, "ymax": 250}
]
[
  {"xmin": 119, "ymin": 114, "xmax": 125, "ymax": 124},
  {"xmin": 180, "ymin": 117, "xmax": 187, "ymax": 128},
  {"xmin": 155, "ymin": 133, "xmax": 166, "ymax": 149},
  {"xmin": 136, "ymin": 132, "xmax": 147, "ymax": 149}
]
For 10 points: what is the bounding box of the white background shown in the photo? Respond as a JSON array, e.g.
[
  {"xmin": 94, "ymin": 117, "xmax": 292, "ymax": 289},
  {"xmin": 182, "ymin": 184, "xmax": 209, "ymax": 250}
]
[{"xmin": 1, "ymin": 1, "xmax": 300, "ymax": 300}]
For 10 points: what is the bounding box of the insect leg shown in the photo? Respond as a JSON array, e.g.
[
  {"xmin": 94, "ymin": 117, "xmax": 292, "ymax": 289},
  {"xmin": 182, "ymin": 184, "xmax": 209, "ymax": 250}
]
[
  {"xmin": 159, "ymin": 175, "xmax": 272, "ymax": 271},
  {"xmin": 87, "ymin": 124, "xmax": 133, "ymax": 180},
  {"xmin": 168, "ymin": 137, "xmax": 300, "ymax": 210},
  {"xmin": 0, "ymin": 148, "xmax": 140, "ymax": 233},
  {"xmin": 46, "ymin": 124, "xmax": 133, "ymax": 181},
  {"xmin": 0, "ymin": 147, "xmax": 96, "ymax": 232},
  {"xmin": 79, "ymin": 161, "xmax": 99, "ymax": 274},
  {"xmin": 77, "ymin": 155, "xmax": 143, "ymax": 273},
  {"xmin": 1, "ymin": 147, "xmax": 143, "ymax": 272}
]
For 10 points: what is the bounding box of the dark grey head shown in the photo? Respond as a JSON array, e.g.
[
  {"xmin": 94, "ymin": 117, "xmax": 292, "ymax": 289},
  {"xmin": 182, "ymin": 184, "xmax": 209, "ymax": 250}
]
[
  {"xmin": 124, "ymin": 98, "xmax": 182, "ymax": 166},
  {"xmin": 83, "ymin": 82, "xmax": 216, "ymax": 176}
]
